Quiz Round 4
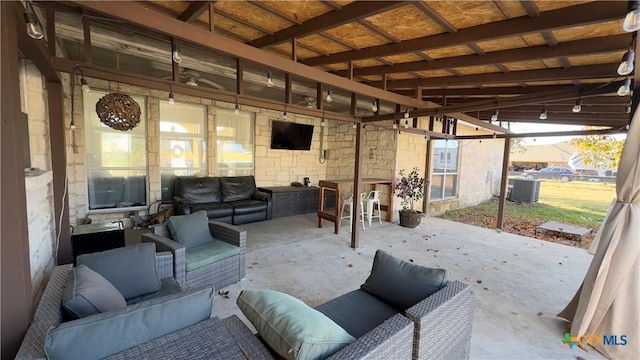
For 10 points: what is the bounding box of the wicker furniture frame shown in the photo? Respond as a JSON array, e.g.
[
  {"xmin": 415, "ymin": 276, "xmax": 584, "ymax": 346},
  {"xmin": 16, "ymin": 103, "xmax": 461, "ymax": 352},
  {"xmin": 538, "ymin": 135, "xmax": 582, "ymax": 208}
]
[
  {"xmin": 405, "ymin": 280, "xmax": 475, "ymax": 360},
  {"xmin": 143, "ymin": 221, "xmax": 246, "ymax": 290},
  {"xmin": 15, "ymin": 252, "xmax": 175, "ymax": 360}
]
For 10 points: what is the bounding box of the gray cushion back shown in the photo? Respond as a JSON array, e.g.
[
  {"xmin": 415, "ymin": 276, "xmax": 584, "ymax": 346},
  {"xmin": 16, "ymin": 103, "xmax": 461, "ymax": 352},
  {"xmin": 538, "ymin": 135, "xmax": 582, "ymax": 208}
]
[
  {"xmin": 174, "ymin": 177, "xmax": 221, "ymax": 204},
  {"xmin": 77, "ymin": 243, "xmax": 161, "ymax": 300},
  {"xmin": 166, "ymin": 210, "xmax": 214, "ymax": 249},
  {"xmin": 220, "ymin": 176, "xmax": 256, "ymax": 202},
  {"xmin": 62, "ymin": 265, "xmax": 127, "ymax": 320},
  {"xmin": 361, "ymin": 249, "xmax": 449, "ymax": 310}
]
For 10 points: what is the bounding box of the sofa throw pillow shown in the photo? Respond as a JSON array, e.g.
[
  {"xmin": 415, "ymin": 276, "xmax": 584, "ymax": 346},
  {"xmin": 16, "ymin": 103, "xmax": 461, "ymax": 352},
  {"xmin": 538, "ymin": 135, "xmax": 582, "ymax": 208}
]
[
  {"xmin": 77, "ymin": 242, "xmax": 161, "ymax": 300},
  {"xmin": 45, "ymin": 285, "xmax": 214, "ymax": 360},
  {"xmin": 166, "ymin": 210, "xmax": 214, "ymax": 249},
  {"xmin": 237, "ymin": 289, "xmax": 355, "ymax": 360},
  {"xmin": 62, "ymin": 265, "xmax": 127, "ymax": 320},
  {"xmin": 361, "ymin": 249, "xmax": 449, "ymax": 310}
]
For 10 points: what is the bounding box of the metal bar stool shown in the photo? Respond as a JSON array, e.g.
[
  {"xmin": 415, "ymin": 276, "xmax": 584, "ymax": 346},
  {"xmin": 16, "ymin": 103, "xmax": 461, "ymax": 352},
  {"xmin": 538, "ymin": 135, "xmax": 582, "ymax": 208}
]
[{"xmin": 340, "ymin": 193, "xmax": 366, "ymax": 232}]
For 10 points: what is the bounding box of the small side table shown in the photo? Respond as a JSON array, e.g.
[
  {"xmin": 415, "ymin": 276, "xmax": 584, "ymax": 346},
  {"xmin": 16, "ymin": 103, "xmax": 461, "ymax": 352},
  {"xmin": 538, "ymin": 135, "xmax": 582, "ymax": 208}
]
[{"xmin": 71, "ymin": 221, "xmax": 125, "ymax": 264}]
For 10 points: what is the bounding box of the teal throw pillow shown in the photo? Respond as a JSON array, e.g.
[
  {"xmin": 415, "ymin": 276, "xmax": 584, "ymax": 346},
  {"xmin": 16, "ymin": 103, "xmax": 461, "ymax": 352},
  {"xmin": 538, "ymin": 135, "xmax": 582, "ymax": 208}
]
[
  {"xmin": 237, "ymin": 289, "xmax": 355, "ymax": 360},
  {"xmin": 361, "ymin": 249, "xmax": 449, "ymax": 310},
  {"xmin": 166, "ymin": 210, "xmax": 214, "ymax": 249},
  {"xmin": 45, "ymin": 285, "xmax": 214, "ymax": 360},
  {"xmin": 77, "ymin": 242, "xmax": 161, "ymax": 300},
  {"xmin": 62, "ymin": 265, "xmax": 127, "ymax": 320}
]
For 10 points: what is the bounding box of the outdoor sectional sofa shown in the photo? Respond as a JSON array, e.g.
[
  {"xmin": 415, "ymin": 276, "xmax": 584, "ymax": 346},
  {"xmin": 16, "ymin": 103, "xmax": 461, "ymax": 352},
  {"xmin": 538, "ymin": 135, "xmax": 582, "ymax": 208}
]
[{"xmin": 173, "ymin": 176, "xmax": 272, "ymax": 225}]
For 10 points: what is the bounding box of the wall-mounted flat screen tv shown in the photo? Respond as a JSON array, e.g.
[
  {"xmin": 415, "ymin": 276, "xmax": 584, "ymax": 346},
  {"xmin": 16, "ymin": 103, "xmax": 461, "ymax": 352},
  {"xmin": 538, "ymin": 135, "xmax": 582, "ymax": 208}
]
[{"xmin": 270, "ymin": 120, "xmax": 314, "ymax": 150}]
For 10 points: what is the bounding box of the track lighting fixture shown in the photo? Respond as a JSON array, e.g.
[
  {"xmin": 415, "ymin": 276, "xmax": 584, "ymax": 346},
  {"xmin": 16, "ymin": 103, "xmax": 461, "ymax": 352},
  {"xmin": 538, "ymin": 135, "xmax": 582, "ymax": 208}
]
[
  {"xmin": 371, "ymin": 99, "xmax": 378, "ymax": 112},
  {"xmin": 404, "ymin": 109, "xmax": 410, "ymax": 119},
  {"xmin": 168, "ymin": 82, "xmax": 175, "ymax": 105},
  {"xmin": 24, "ymin": 1, "xmax": 43, "ymax": 40},
  {"xmin": 572, "ymin": 98, "xmax": 582, "ymax": 113},
  {"xmin": 267, "ymin": 71, "xmax": 274, "ymax": 88},
  {"xmin": 618, "ymin": 48, "xmax": 635, "ymax": 75},
  {"xmin": 404, "ymin": 119, "xmax": 409, "ymax": 129},
  {"xmin": 326, "ymin": 88, "xmax": 333, "ymax": 103},
  {"xmin": 172, "ymin": 44, "xmax": 182, "ymax": 64},
  {"xmin": 490, "ymin": 109, "xmax": 499, "ymax": 122},
  {"xmin": 624, "ymin": 0, "xmax": 640, "ymax": 32},
  {"xmin": 539, "ymin": 106, "xmax": 547, "ymax": 120},
  {"xmin": 618, "ymin": 76, "xmax": 632, "ymax": 96}
]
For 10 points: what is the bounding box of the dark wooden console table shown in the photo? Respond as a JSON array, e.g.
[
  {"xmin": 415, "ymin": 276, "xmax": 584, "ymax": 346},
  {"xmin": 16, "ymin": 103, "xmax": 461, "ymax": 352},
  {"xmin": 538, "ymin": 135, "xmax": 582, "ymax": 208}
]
[
  {"xmin": 258, "ymin": 186, "xmax": 335, "ymax": 218},
  {"xmin": 317, "ymin": 178, "xmax": 394, "ymax": 235}
]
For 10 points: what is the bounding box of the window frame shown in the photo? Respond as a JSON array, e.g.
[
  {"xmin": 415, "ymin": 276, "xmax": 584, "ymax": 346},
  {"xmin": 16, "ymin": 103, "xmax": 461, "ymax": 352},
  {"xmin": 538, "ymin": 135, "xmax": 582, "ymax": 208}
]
[
  {"xmin": 430, "ymin": 139, "xmax": 460, "ymax": 201},
  {"xmin": 215, "ymin": 108, "xmax": 255, "ymax": 177}
]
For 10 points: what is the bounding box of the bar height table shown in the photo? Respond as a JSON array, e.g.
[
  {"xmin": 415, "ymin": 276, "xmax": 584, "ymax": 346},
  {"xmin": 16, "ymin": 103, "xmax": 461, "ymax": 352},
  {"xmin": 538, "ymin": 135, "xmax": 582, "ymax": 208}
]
[{"xmin": 317, "ymin": 178, "xmax": 394, "ymax": 234}]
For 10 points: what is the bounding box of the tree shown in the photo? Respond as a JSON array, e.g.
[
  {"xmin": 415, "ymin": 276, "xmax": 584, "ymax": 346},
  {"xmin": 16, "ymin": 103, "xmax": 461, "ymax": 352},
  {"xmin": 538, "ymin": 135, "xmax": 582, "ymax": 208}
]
[
  {"xmin": 511, "ymin": 138, "xmax": 528, "ymax": 153},
  {"xmin": 570, "ymin": 130, "xmax": 624, "ymax": 170}
]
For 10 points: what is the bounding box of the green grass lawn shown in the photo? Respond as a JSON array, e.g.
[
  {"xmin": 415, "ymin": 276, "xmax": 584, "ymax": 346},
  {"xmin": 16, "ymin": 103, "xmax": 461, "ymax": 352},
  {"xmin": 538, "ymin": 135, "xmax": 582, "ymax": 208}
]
[{"xmin": 441, "ymin": 180, "xmax": 616, "ymax": 230}]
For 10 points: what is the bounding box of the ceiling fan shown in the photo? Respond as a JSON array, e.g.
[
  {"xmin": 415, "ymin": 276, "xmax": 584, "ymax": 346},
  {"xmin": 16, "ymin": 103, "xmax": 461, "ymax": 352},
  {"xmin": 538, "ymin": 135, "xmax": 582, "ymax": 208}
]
[
  {"xmin": 296, "ymin": 96, "xmax": 317, "ymax": 108},
  {"xmin": 166, "ymin": 68, "xmax": 225, "ymax": 90}
]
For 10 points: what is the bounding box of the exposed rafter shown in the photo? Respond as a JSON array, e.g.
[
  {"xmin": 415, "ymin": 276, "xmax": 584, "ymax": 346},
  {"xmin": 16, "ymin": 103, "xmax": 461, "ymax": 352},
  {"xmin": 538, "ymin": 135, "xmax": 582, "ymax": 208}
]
[
  {"xmin": 177, "ymin": 1, "xmax": 210, "ymax": 23},
  {"xmin": 302, "ymin": 1, "xmax": 626, "ymax": 66},
  {"xmin": 367, "ymin": 63, "xmax": 619, "ymax": 89},
  {"xmin": 333, "ymin": 35, "xmax": 629, "ymax": 77},
  {"xmin": 248, "ymin": 1, "xmax": 406, "ymax": 48}
]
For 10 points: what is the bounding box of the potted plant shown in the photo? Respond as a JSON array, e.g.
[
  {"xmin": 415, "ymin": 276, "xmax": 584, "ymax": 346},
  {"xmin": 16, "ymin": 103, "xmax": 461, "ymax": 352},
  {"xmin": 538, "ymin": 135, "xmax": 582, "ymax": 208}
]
[{"xmin": 394, "ymin": 167, "xmax": 425, "ymax": 228}]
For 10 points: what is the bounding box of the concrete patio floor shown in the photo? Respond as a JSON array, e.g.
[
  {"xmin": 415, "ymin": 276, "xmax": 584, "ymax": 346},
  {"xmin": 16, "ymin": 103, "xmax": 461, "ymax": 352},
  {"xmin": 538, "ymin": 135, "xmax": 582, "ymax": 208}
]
[{"xmin": 213, "ymin": 213, "xmax": 607, "ymax": 359}]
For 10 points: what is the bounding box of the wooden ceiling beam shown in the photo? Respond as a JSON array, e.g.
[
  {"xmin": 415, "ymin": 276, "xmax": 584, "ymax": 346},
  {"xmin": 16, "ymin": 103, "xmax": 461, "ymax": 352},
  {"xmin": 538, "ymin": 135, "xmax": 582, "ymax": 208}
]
[
  {"xmin": 302, "ymin": 1, "xmax": 626, "ymax": 66},
  {"xmin": 428, "ymin": 95, "xmax": 627, "ymax": 106},
  {"xmin": 368, "ymin": 63, "xmax": 619, "ymax": 89},
  {"xmin": 177, "ymin": 1, "xmax": 210, "ymax": 23},
  {"xmin": 363, "ymin": 81, "xmax": 622, "ymax": 121},
  {"xmin": 250, "ymin": 2, "xmax": 302, "ymax": 25},
  {"xmin": 413, "ymin": 2, "xmax": 457, "ymax": 33},
  {"xmin": 249, "ymin": 1, "xmax": 406, "ymax": 48},
  {"xmin": 334, "ymin": 34, "xmax": 629, "ymax": 77},
  {"xmin": 474, "ymin": 104, "xmax": 628, "ymax": 114},
  {"xmin": 358, "ymin": 20, "xmax": 401, "ymax": 43},
  {"xmin": 70, "ymin": 1, "xmax": 428, "ymax": 109},
  {"xmin": 520, "ymin": 0, "xmax": 540, "ymax": 17},
  {"xmin": 398, "ymin": 84, "xmax": 613, "ymax": 97}
]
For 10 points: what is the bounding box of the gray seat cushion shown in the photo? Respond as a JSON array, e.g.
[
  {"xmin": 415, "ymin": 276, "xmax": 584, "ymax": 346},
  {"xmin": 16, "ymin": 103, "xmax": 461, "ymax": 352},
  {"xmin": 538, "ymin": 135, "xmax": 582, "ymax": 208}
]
[
  {"xmin": 166, "ymin": 210, "xmax": 214, "ymax": 249},
  {"xmin": 185, "ymin": 239, "xmax": 240, "ymax": 272},
  {"xmin": 315, "ymin": 289, "xmax": 399, "ymax": 339},
  {"xmin": 361, "ymin": 249, "xmax": 449, "ymax": 310},
  {"xmin": 77, "ymin": 243, "xmax": 162, "ymax": 300},
  {"xmin": 62, "ymin": 265, "xmax": 127, "ymax": 320}
]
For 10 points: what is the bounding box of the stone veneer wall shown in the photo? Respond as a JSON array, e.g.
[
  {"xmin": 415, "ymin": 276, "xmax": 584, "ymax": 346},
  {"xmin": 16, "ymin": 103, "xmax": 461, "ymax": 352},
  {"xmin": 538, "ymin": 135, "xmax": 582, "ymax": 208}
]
[
  {"xmin": 20, "ymin": 60, "xmax": 56, "ymax": 303},
  {"xmin": 64, "ymin": 79, "xmax": 328, "ymax": 225}
]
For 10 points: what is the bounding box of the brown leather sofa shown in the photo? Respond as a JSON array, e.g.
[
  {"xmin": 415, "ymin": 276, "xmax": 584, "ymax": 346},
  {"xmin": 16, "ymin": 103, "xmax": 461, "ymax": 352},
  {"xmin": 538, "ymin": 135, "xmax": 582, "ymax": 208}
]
[{"xmin": 173, "ymin": 176, "xmax": 272, "ymax": 225}]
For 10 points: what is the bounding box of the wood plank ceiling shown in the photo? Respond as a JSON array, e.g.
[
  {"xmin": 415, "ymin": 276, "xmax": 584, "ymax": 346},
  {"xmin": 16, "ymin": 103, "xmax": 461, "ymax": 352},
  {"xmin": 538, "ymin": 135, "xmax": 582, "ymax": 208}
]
[{"xmin": 53, "ymin": 0, "xmax": 635, "ymax": 130}]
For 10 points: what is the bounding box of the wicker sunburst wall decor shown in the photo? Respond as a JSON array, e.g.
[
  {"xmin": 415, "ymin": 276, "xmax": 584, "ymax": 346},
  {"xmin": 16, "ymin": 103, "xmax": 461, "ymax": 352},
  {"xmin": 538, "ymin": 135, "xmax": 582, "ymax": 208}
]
[{"xmin": 95, "ymin": 92, "xmax": 141, "ymax": 131}]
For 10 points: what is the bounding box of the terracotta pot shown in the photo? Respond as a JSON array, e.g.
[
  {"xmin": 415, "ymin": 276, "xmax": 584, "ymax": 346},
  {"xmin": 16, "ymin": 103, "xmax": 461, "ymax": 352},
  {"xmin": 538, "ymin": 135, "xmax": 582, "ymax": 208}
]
[{"xmin": 399, "ymin": 210, "xmax": 422, "ymax": 228}]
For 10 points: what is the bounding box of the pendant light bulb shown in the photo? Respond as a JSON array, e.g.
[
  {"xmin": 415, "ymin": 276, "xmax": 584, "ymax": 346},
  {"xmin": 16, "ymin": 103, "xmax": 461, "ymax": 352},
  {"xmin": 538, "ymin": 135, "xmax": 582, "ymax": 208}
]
[
  {"xmin": 371, "ymin": 100, "xmax": 378, "ymax": 112},
  {"xmin": 24, "ymin": 5, "xmax": 43, "ymax": 40},
  {"xmin": 326, "ymin": 88, "xmax": 332, "ymax": 103},
  {"xmin": 267, "ymin": 71, "xmax": 274, "ymax": 88},
  {"xmin": 404, "ymin": 119, "xmax": 409, "ymax": 129},
  {"xmin": 320, "ymin": 118, "xmax": 325, "ymax": 127},
  {"xmin": 572, "ymin": 98, "xmax": 582, "ymax": 113},
  {"xmin": 490, "ymin": 109, "xmax": 499, "ymax": 121},
  {"xmin": 169, "ymin": 92, "xmax": 175, "ymax": 105},
  {"xmin": 618, "ymin": 77, "xmax": 632, "ymax": 96},
  {"xmin": 80, "ymin": 77, "xmax": 90, "ymax": 93},
  {"xmin": 623, "ymin": 1, "xmax": 640, "ymax": 32},
  {"xmin": 172, "ymin": 45, "xmax": 182, "ymax": 64},
  {"xmin": 352, "ymin": 122, "xmax": 357, "ymax": 129},
  {"xmin": 618, "ymin": 49, "xmax": 635, "ymax": 75},
  {"xmin": 404, "ymin": 109, "xmax": 410, "ymax": 119},
  {"xmin": 539, "ymin": 106, "xmax": 547, "ymax": 120},
  {"xmin": 234, "ymin": 103, "xmax": 240, "ymax": 115},
  {"xmin": 282, "ymin": 111, "xmax": 287, "ymax": 120},
  {"xmin": 392, "ymin": 121, "xmax": 398, "ymax": 129}
]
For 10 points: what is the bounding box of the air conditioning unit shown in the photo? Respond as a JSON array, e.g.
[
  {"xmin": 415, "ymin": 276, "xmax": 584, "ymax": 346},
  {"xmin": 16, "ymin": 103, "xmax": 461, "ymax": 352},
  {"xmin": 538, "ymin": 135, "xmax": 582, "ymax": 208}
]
[{"xmin": 508, "ymin": 178, "xmax": 541, "ymax": 203}]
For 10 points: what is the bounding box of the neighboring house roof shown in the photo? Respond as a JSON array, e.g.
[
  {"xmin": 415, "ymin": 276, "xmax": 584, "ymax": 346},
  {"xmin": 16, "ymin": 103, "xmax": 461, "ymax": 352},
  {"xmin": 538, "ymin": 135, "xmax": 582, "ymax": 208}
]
[{"xmin": 510, "ymin": 142, "xmax": 576, "ymax": 164}]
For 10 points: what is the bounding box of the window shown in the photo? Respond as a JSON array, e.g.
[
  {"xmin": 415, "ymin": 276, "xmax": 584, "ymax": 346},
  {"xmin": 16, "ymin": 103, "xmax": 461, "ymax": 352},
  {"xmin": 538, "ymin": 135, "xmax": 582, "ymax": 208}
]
[
  {"xmin": 216, "ymin": 109, "xmax": 254, "ymax": 176},
  {"xmin": 84, "ymin": 90, "xmax": 147, "ymax": 210},
  {"xmin": 159, "ymin": 101, "xmax": 207, "ymax": 201},
  {"xmin": 431, "ymin": 140, "xmax": 459, "ymax": 200}
]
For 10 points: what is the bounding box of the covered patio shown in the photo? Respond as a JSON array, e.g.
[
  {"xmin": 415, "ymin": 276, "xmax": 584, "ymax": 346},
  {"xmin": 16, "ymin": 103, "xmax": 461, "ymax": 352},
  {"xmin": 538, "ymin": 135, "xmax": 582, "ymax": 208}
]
[{"xmin": 213, "ymin": 213, "xmax": 606, "ymax": 359}]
